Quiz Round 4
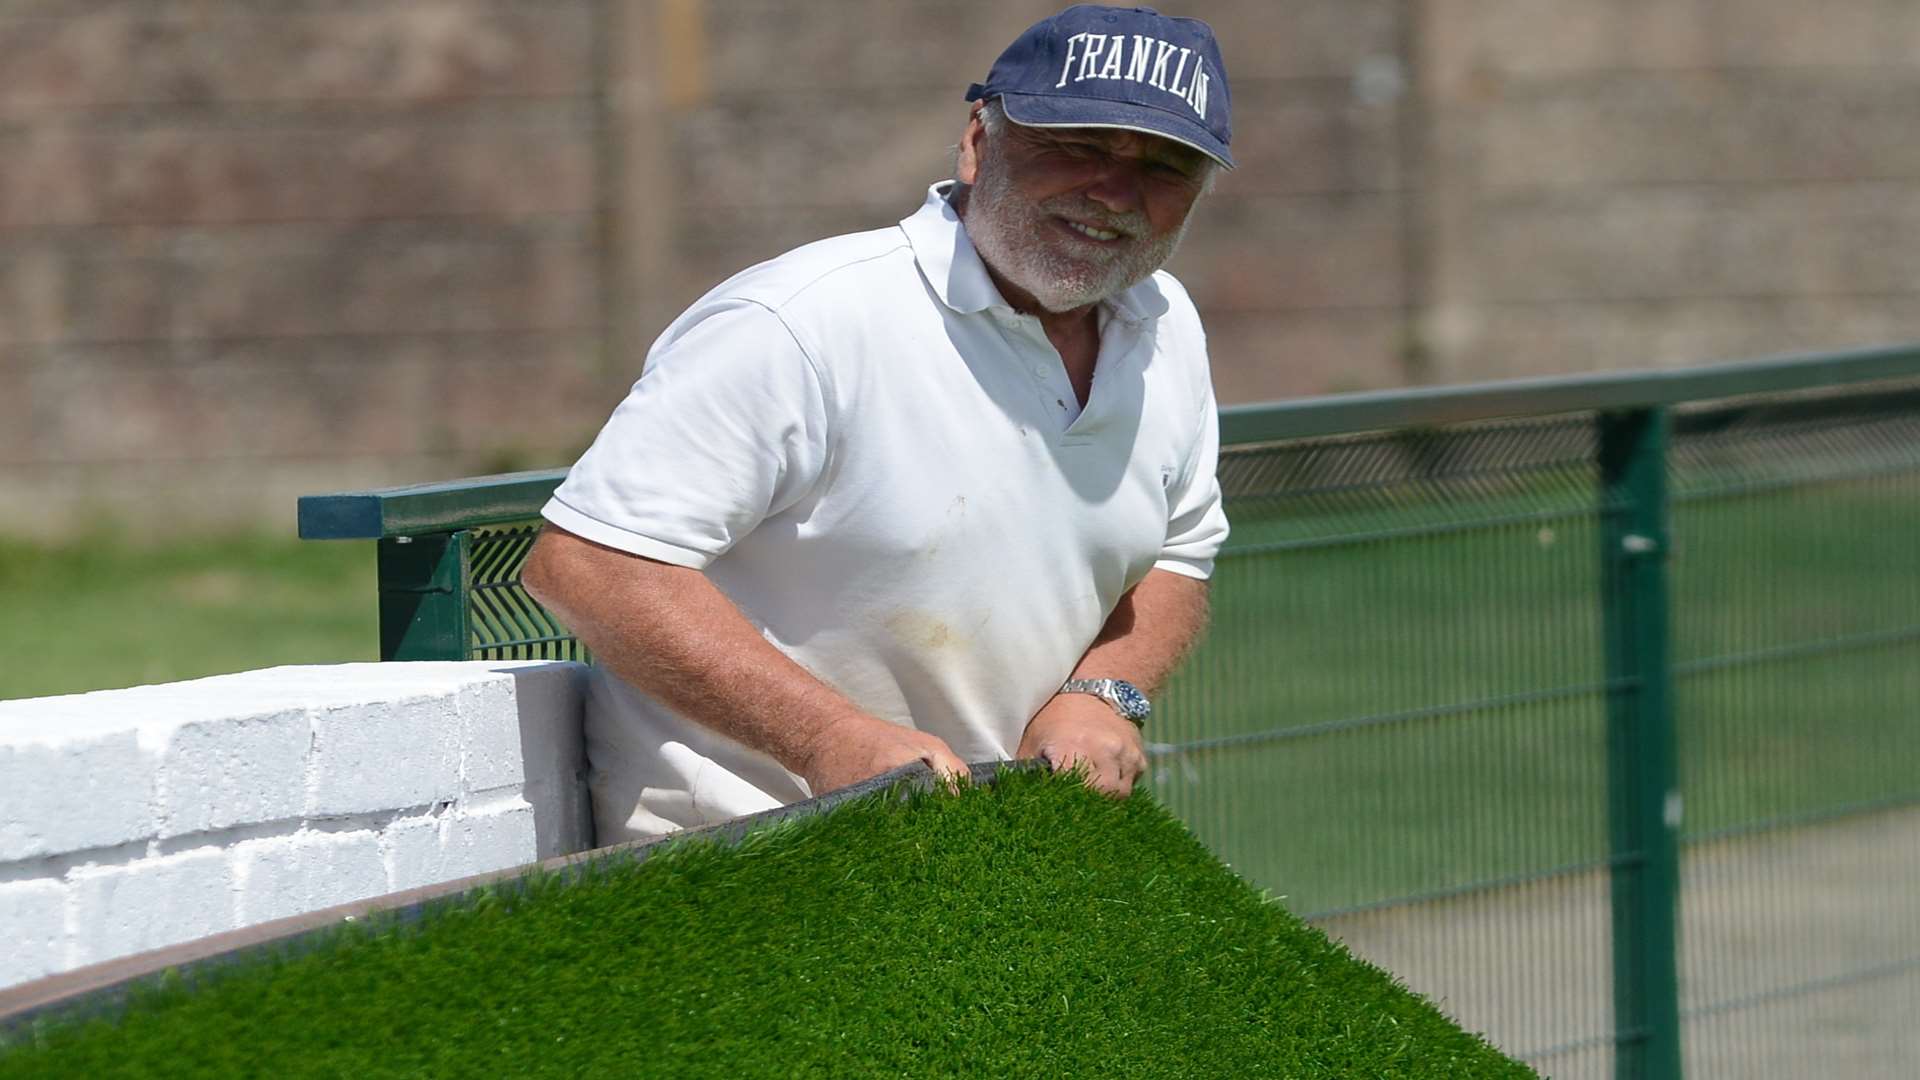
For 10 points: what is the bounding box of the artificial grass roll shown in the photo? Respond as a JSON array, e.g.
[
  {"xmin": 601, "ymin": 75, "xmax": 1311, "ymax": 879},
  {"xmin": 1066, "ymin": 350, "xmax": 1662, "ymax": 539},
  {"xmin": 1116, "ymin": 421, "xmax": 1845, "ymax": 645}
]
[{"xmin": 1, "ymin": 769, "xmax": 1536, "ymax": 1078}]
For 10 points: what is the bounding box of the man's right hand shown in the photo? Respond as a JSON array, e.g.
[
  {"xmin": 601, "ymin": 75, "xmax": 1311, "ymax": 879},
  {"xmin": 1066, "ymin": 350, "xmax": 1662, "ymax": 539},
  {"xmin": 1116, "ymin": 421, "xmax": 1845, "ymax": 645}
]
[{"xmin": 793, "ymin": 713, "xmax": 972, "ymax": 798}]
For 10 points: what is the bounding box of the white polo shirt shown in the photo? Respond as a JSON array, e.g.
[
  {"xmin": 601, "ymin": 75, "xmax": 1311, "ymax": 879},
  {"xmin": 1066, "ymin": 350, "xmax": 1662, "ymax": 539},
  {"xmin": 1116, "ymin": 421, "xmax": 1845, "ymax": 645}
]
[{"xmin": 543, "ymin": 182, "xmax": 1229, "ymax": 841}]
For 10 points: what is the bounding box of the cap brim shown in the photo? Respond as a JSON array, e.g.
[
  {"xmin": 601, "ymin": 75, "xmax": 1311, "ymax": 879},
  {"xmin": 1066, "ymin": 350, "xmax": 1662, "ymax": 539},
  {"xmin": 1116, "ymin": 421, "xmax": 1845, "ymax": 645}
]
[{"xmin": 998, "ymin": 91, "xmax": 1235, "ymax": 170}]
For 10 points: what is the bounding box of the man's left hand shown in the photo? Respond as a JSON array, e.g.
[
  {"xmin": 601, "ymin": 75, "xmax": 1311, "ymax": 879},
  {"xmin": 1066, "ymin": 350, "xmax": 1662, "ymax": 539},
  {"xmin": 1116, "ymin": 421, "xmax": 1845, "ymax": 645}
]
[{"xmin": 1016, "ymin": 693, "xmax": 1148, "ymax": 798}]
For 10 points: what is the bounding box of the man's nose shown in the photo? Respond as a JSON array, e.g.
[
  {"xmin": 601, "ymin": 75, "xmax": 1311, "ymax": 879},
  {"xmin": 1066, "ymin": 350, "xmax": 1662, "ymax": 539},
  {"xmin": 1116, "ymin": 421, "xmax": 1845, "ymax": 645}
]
[{"xmin": 1082, "ymin": 162, "xmax": 1146, "ymax": 216}]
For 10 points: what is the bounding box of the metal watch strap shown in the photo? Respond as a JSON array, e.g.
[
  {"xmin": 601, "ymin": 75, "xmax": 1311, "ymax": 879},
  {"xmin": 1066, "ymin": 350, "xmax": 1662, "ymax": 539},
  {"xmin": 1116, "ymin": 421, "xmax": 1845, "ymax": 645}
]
[{"xmin": 1059, "ymin": 677, "xmax": 1150, "ymax": 727}]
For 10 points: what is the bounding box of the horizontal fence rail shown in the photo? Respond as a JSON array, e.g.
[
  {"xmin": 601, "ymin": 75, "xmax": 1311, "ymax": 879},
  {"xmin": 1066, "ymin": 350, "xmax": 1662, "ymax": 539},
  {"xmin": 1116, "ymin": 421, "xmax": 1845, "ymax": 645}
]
[{"xmin": 302, "ymin": 342, "xmax": 1920, "ymax": 1079}]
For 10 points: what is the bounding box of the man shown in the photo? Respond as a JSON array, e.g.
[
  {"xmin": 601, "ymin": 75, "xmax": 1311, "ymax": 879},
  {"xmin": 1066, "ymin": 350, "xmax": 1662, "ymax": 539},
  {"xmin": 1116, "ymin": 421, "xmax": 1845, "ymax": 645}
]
[{"xmin": 522, "ymin": 5, "xmax": 1234, "ymax": 843}]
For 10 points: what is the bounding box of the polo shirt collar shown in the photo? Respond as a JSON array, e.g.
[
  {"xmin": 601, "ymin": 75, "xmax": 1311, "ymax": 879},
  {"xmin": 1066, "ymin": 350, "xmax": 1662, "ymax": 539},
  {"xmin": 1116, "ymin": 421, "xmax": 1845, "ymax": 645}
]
[{"xmin": 901, "ymin": 182, "xmax": 1171, "ymax": 326}]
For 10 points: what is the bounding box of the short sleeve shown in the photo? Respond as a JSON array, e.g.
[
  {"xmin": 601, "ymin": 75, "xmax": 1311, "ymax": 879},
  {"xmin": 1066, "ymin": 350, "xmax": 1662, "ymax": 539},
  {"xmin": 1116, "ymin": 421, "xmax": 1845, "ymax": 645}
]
[
  {"xmin": 1154, "ymin": 378, "xmax": 1230, "ymax": 580},
  {"xmin": 542, "ymin": 299, "xmax": 830, "ymax": 568}
]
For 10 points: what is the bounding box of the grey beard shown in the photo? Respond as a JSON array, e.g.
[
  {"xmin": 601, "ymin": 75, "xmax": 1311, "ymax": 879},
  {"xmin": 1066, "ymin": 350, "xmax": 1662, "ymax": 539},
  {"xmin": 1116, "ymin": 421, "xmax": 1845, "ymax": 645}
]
[{"xmin": 962, "ymin": 153, "xmax": 1187, "ymax": 313}]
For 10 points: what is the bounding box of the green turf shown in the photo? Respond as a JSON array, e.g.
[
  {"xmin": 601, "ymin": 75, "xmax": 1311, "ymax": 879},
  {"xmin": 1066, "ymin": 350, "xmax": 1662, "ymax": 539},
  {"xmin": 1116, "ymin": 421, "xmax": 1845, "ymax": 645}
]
[
  {"xmin": 0, "ymin": 534, "xmax": 374, "ymax": 701},
  {"xmin": 0, "ymin": 772, "xmax": 1535, "ymax": 1079}
]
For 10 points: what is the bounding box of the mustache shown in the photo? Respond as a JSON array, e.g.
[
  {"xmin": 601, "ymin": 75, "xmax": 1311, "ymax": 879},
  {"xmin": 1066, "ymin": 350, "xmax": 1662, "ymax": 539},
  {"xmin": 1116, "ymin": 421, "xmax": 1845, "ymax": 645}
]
[{"xmin": 1038, "ymin": 197, "xmax": 1149, "ymax": 239}]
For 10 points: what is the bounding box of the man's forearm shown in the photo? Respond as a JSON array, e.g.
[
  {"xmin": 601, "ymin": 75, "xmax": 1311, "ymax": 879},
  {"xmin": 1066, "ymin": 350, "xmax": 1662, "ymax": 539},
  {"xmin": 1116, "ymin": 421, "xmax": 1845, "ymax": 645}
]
[
  {"xmin": 1069, "ymin": 567, "xmax": 1211, "ymax": 692},
  {"xmin": 1014, "ymin": 567, "xmax": 1210, "ymax": 796},
  {"xmin": 520, "ymin": 526, "xmax": 872, "ymax": 775}
]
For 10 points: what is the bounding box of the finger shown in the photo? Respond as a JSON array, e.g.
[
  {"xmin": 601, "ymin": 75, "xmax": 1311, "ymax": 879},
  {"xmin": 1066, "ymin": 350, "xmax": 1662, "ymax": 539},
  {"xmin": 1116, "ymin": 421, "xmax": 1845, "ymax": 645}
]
[
  {"xmin": 1045, "ymin": 746, "xmax": 1090, "ymax": 775},
  {"xmin": 1090, "ymin": 749, "xmax": 1138, "ymax": 798},
  {"xmin": 924, "ymin": 750, "xmax": 969, "ymax": 794}
]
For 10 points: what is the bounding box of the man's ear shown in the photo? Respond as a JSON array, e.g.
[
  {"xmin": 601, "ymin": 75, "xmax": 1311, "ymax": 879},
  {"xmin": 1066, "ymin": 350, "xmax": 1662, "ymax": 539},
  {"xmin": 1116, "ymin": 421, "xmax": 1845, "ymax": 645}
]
[{"xmin": 955, "ymin": 106, "xmax": 987, "ymax": 185}]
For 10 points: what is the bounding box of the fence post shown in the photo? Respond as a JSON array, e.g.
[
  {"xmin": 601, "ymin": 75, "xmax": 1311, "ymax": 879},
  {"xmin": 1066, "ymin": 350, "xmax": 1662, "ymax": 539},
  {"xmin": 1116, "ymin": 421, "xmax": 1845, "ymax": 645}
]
[
  {"xmin": 376, "ymin": 531, "xmax": 472, "ymax": 661},
  {"xmin": 1598, "ymin": 407, "xmax": 1683, "ymax": 1080}
]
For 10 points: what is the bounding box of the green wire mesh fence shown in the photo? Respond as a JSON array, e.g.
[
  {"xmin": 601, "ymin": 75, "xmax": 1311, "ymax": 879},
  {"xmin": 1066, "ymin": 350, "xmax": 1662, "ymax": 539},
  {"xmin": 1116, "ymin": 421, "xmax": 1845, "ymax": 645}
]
[
  {"xmin": 1152, "ymin": 371, "xmax": 1920, "ymax": 1079},
  {"xmin": 1666, "ymin": 384, "xmax": 1920, "ymax": 1080},
  {"xmin": 469, "ymin": 524, "xmax": 589, "ymax": 662},
  {"xmin": 300, "ymin": 346, "xmax": 1920, "ymax": 1080}
]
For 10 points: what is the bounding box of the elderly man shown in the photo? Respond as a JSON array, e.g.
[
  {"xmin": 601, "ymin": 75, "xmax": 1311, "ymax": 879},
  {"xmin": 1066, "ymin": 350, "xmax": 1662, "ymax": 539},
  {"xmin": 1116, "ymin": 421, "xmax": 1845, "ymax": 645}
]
[{"xmin": 523, "ymin": 5, "xmax": 1234, "ymax": 843}]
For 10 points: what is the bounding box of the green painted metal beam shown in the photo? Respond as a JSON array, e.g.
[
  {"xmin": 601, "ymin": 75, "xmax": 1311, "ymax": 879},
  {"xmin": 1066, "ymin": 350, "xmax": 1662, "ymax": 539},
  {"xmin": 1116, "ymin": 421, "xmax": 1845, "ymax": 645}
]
[
  {"xmin": 296, "ymin": 345, "xmax": 1920, "ymax": 542},
  {"xmin": 1221, "ymin": 342, "xmax": 1920, "ymax": 444},
  {"xmin": 377, "ymin": 532, "xmax": 473, "ymax": 661},
  {"xmin": 1597, "ymin": 407, "xmax": 1683, "ymax": 1080},
  {"xmin": 298, "ymin": 469, "xmax": 567, "ymax": 541}
]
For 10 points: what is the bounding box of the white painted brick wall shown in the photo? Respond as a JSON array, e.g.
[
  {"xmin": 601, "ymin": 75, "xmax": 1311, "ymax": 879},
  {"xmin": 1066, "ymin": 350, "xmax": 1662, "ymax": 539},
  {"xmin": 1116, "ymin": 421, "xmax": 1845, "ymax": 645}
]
[
  {"xmin": 0, "ymin": 880, "xmax": 68, "ymax": 988},
  {"xmin": 458, "ymin": 678, "xmax": 530, "ymax": 794},
  {"xmin": 232, "ymin": 830, "xmax": 388, "ymax": 926},
  {"xmin": 0, "ymin": 726, "xmax": 154, "ymax": 862},
  {"xmin": 0, "ymin": 660, "xmax": 590, "ymax": 992},
  {"xmin": 157, "ymin": 708, "xmax": 309, "ymax": 838},
  {"xmin": 383, "ymin": 799, "xmax": 540, "ymax": 894},
  {"xmin": 306, "ymin": 694, "xmax": 463, "ymax": 818},
  {"xmin": 67, "ymin": 847, "xmax": 235, "ymax": 968}
]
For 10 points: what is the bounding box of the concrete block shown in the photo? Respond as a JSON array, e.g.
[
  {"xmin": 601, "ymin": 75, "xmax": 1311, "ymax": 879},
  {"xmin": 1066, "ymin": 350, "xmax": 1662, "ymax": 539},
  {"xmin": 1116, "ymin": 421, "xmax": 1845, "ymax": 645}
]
[
  {"xmin": 1442, "ymin": 184, "xmax": 1920, "ymax": 304},
  {"xmin": 5, "ymin": 247, "xmax": 173, "ymax": 346},
  {"xmin": 381, "ymin": 813, "xmax": 450, "ymax": 895},
  {"xmin": 0, "ymin": 726, "xmax": 154, "ymax": 862},
  {"xmin": 456, "ymin": 678, "xmax": 526, "ymax": 796},
  {"xmin": 1200, "ymin": 0, "xmax": 1402, "ymax": 80},
  {"xmin": 426, "ymin": 347, "xmax": 608, "ymax": 454},
  {"xmin": 440, "ymin": 801, "xmax": 538, "ymax": 881},
  {"xmin": 0, "ymin": 125, "xmax": 595, "ymax": 231},
  {"xmin": 0, "ymin": 7, "xmax": 595, "ymax": 112},
  {"xmin": 24, "ymin": 339, "xmax": 604, "ymax": 465},
  {"xmin": 0, "ymin": 879, "xmax": 68, "ymax": 990},
  {"xmin": 696, "ymin": 0, "xmax": 1391, "ymax": 88},
  {"xmin": 1168, "ymin": 193, "xmax": 1405, "ymax": 313},
  {"xmin": 675, "ymin": 97, "xmax": 953, "ymax": 214},
  {"xmin": 0, "ymin": 247, "xmax": 64, "ymax": 347},
  {"xmin": 67, "ymin": 847, "xmax": 233, "ymax": 968},
  {"xmin": 695, "ymin": 0, "xmax": 1026, "ymax": 93},
  {"xmin": 383, "ymin": 801, "xmax": 537, "ymax": 893},
  {"xmin": 1467, "ymin": 72, "xmax": 1920, "ymax": 192},
  {"xmin": 12, "ymin": 229, "xmax": 594, "ymax": 347},
  {"xmin": 1202, "ymin": 309, "xmax": 1407, "ymax": 403},
  {"xmin": 1221, "ymin": 84, "xmax": 1402, "ymax": 198},
  {"xmin": 1427, "ymin": 0, "xmax": 1717, "ymax": 93},
  {"xmin": 494, "ymin": 663, "xmax": 593, "ymax": 859},
  {"xmin": 0, "ymin": 361, "xmax": 31, "ymax": 465},
  {"xmin": 307, "ymin": 693, "xmax": 462, "ymax": 818},
  {"xmin": 170, "ymin": 227, "xmax": 597, "ymax": 340},
  {"xmin": 156, "ymin": 708, "xmax": 309, "ymax": 839},
  {"xmin": 1424, "ymin": 295, "xmax": 1920, "ymax": 382},
  {"xmin": 1713, "ymin": 0, "xmax": 1920, "ymax": 68},
  {"xmin": 231, "ymin": 830, "xmax": 388, "ymax": 926},
  {"xmin": 29, "ymin": 343, "xmax": 427, "ymax": 463}
]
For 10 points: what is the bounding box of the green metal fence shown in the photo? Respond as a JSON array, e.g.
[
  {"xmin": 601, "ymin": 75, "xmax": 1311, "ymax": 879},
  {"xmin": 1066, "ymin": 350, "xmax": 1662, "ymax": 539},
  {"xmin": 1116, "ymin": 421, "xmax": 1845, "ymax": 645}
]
[{"xmin": 300, "ymin": 344, "xmax": 1920, "ymax": 1079}]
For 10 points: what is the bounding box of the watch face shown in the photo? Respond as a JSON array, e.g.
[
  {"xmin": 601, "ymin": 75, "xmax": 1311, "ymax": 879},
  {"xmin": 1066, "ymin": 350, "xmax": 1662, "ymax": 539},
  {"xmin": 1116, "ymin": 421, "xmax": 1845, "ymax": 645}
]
[{"xmin": 1111, "ymin": 681, "xmax": 1151, "ymax": 721}]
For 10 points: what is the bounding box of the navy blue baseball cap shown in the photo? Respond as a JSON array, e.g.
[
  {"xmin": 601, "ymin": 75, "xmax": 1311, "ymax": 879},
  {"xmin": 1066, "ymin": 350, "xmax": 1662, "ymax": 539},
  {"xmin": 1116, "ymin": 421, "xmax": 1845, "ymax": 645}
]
[{"xmin": 966, "ymin": 5, "xmax": 1234, "ymax": 169}]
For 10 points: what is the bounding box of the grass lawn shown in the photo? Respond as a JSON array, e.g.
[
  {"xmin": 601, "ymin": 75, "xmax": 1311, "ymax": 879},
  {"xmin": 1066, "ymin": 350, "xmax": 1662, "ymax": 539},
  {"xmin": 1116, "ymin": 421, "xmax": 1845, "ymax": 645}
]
[
  {"xmin": 0, "ymin": 534, "xmax": 374, "ymax": 701},
  {"xmin": 0, "ymin": 770, "xmax": 1537, "ymax": 1079}
]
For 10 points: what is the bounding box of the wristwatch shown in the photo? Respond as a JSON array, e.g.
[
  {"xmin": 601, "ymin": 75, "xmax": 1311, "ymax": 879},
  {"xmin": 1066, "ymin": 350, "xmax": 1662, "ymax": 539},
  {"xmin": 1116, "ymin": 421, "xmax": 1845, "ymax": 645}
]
[{"xmin": 1059, "ymin": 678, "xmax": 1151, "ymax": 727}]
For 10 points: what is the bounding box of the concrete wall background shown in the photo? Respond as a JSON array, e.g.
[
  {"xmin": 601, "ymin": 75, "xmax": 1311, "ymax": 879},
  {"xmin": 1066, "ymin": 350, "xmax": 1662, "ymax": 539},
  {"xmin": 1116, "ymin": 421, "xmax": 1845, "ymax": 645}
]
[
  {"xmin": 6, "ymin": 1, "xmax": 1920, "ymax": 532},
  {"xmin": 0, "ymin": 660, "xmax": 591, "ymax": 991}
]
